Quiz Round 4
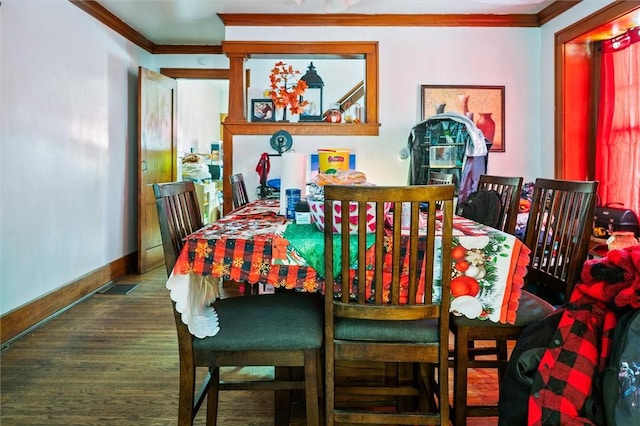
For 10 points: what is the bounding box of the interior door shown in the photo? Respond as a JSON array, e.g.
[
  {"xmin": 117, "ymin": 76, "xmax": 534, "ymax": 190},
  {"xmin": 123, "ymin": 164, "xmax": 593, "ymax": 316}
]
[{"xmin": 137, "ymin": 67, "xmax": 177, "ymax": 273}]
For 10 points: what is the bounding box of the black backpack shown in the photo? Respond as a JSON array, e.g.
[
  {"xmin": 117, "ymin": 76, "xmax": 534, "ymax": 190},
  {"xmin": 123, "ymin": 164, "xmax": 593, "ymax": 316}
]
[
  {"xmin": 457, "ymin": 189, "xmax": 502, "ymax": 228},
  {"xmin": 602, "ymin": 309, "xmax": 640, "ymax": 426}
]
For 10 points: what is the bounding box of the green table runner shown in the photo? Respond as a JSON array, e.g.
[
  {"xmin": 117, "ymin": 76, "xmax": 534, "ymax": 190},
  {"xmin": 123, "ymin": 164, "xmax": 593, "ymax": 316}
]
[{"xmin": 283, "ymin": 224, "xmax": 377, "ymax": 278}]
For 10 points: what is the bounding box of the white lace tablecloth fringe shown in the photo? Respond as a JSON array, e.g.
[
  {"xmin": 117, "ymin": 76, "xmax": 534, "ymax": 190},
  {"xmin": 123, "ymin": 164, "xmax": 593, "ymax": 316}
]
[{"xmin": 166, "ymin": 272, "xmax": 220, "ymax": 338}]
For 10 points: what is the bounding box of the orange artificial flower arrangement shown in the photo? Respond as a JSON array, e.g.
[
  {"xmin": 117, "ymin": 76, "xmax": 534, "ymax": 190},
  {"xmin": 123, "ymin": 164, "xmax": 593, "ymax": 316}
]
[{"xmin": 269, "ymin": 61, "xmax": 309, "ymax": 115}]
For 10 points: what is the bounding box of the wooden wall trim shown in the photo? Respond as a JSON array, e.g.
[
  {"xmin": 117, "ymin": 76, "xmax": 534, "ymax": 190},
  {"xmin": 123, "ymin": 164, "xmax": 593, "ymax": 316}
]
[
  {"xmin": 74, "ymin": 1, "xmax": 580, "ymax": 54},
  {"xmin": 223, "ymin": 40, "xmax": 378, "ymax": 57},
  {"xmin": 218, "ymin": 3, "xmax": 582, "ymax": 29},
  {"xmin": 556, "ymin": 1, "xmax": 640, "ymax": 43},
  {"xmin": 218, "ymin": 13, "xmax": 541, "ymax": 28},
  {"xmin": 554, "ymin": 1, "xmax": 640, "ymax": 178},
  {"xmin": 554, "ymin": 41, "xmax": 566, "ymax": 178},
  {"xmin": 537, "ymin": 1, "xmax": 582, "ymax": 26},
  {"xmin": 69, "ymin": 0, "xmax": 222, "ymax": 54},
  {"xmin": 69, "ymin": 0, "xmax": 155, "ymax": 52},
  {"xmin": 1, "ymin": 253, "xmax": 137, "ymax": 347},
  {"xmin": 153, "ymin": 45, "xmax": 223, "ymax": 55},
  {"xmin": 160, "ymin": 68, "xmax": 230, "ymax": 79}
]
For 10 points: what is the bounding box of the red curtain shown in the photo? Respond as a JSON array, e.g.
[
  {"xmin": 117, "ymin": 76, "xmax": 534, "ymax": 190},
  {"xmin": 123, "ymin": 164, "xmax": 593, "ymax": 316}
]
[{"xmin": 595, "ymin": 27, "xmax": 640, "ymax": 215}]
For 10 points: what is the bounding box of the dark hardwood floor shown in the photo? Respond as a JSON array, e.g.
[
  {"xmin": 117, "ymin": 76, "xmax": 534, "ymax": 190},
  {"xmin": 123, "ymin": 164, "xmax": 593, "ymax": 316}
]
[{"xmin": 1, "ymin": 266, "xmax": 499, "ymax": 425}]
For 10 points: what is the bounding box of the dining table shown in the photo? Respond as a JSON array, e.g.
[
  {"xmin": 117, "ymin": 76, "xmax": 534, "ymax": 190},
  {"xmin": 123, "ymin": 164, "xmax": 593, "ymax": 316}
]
[{"xmin": 166, "ymin": 199, "xmax": 531, "ymax": 338}]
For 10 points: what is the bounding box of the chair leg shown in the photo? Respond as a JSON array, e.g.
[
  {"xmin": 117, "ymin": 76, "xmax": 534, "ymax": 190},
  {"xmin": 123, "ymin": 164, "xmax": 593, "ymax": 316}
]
[
  {"xmin": 178, "ymin": 362, "xmax": 197, "ymax": 426},
  {"xmin": 453, "ymin": 326, "xmax": 470, "ymax": 426},
  {"xmin": 274, "ymin": 366, "xmax": 292, "ymax": 426},
  {"xmin": 384, "ymin": 362, "xmax": 402, "ymax": 412},
  {"xmin": 438, "ymin": 363, "xmax": 450, "ymax": 425},
  {"xmin": 497, "ymin": 338, "xmax": 509, "ymax": 383},
  {"xmin": 304, "ymin": 350, "xmax": 321, "ymax": 426},
  {"xmin": 420, "ymin": 363, "xmax": 438, "ymax": 412},
  {"xmin": 397, "ymin": 362, "xmax": 419, "ymax": 412},
  {"xmin": 325, "ymin": 346, "xmax": 335, "ymax": 426},
  {"xmin": 205, "ymin": 367, "xmax": 220, "ymax": 426}
]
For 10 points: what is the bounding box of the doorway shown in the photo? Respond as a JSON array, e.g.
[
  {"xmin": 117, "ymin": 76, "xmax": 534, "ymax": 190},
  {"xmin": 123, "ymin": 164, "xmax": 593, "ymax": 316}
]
[
  {"xmin": 137, "ymin": 68, "xmax": 229, "ymax": 273},
  {"xmin": 554, "ymin": 2, "xmax": 640, "ymax": 179},
  {"xmin": 159, "ymin": 68, "xmax": 229, "ymax": 175}
]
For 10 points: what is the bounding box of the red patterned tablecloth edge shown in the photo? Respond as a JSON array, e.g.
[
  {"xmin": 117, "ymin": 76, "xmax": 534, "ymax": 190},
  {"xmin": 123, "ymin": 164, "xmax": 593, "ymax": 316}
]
[{"xmin": 499, "ymin": 239, "xmax": 531, "ymax": 324}]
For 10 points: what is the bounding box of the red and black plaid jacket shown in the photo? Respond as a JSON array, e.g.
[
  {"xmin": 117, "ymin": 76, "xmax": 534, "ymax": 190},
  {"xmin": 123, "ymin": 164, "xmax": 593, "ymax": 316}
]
[
  {"xmin": 527, "ymin": 245, "xmax": 640, "ymax": 425},
  {"xmin": 527, "ymin": 287, "xmax": 616, "ymax": 425}
]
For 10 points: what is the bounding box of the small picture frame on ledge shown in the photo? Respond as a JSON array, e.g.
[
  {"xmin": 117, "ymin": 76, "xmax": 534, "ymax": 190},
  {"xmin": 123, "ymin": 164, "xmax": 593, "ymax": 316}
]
[{"xmin": 251, "ymin": 99, "xmax": 275, "ymax": 122}]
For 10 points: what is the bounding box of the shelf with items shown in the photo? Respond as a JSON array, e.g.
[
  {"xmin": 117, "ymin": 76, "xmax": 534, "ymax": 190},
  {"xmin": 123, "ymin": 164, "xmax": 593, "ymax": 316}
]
[
  {"xmin": 220, "ymin": 41, "xmax": 381, "ymax": 214},
  {"xmin": 223, "ymin": 121, "xmax": 380, "ymax": 136}
]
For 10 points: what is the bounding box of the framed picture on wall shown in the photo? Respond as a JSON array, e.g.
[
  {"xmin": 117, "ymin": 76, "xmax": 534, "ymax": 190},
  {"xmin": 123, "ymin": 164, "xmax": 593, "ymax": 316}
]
[
  {"xmin": 251, "ymin": 99, "xmax": 275, "ymax": 122},
  {"xmin": 421, "ymin": 85, "xmax": 505, "ymax": 152}
]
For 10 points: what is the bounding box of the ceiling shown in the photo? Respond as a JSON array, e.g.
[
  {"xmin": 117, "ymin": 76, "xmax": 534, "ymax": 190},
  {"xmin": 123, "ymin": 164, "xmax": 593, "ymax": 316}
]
[{"xmin": 96, "ymin": 0, "xmax": 559, "ymax": 46}]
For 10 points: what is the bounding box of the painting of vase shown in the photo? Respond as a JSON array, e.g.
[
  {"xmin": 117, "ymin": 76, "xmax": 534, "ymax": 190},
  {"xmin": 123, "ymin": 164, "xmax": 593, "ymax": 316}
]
[
  {"xmin": 420, "ymin": 85, "xmax": 505, "ymax": 152},
  {"xmin": 476, "ymin": 113, "xmax": 496, "ymax": 142}
]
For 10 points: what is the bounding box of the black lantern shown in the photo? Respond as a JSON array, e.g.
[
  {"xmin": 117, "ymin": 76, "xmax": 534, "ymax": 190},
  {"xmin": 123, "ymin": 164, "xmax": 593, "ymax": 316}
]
[{"xmin": 298, "ymin": 62, "xmax": 324, "ymax": 122}]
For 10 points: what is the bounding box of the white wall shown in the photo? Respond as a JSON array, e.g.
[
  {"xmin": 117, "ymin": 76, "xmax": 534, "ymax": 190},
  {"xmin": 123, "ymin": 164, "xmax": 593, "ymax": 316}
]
[
  {"xmin": 226, "ymin": 0, "xmax": 617, "ymax": 196},
  {"xmin": 0, "ymin": 0, "xmax": 151, "ymax": 314},
  {"xmin": 225, "ymin": 25, "xmax": 545, "ymax": 195},
  {"xmin": 176, "ymin": 79, "xmax": 228, "ymax": 155}
]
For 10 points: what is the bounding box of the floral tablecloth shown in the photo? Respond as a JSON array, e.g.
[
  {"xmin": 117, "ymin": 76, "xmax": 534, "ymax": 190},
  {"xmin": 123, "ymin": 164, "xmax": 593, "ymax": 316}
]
[{"xmin": 167, "ymin": 199, "xmax": 530, "ymax": 338}]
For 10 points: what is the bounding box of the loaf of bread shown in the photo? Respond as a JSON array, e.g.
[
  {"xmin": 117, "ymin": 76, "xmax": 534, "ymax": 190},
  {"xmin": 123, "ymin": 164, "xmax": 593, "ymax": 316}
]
[{"xmin": 312, "ymin": 170, "xmax": 367, "ymax": 186}]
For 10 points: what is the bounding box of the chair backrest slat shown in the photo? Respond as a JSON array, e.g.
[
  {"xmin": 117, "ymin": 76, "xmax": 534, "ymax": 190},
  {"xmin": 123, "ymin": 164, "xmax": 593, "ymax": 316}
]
[
  {"xmin": 428, "ymin": 171, "xmax": 455, "ymax": 185},
  {"xmin": 153, "ymin": 181, "xmax": 204, "ymax": 277},
  {"xmin": 229, "ymin": 173, "xmax": 250, "ymax": 209},
  {"xmin": 324, "ymin": 184, "xmax": 454, "ymax": 324},
  {"xmin": 476, "ymin": 174, "xmax": 524, "ymax": 234},
  {"xmin": 523, "ymin": 178, "xmax": 598, "ymax": 299}
]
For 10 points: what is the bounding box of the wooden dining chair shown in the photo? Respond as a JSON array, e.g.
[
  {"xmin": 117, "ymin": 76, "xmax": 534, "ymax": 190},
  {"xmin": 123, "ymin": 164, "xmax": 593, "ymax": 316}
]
[
  {"xmin": 428, "ymin": 171, "xmax": 455, "ymax": 185},
  {"xmin": 227, "ymin": 173, "xmax": 258, "ymax": 293},
  {"xmin": 427, "ymin": 172, "xmax": 455, "ymax": 210},
  {"xmin": 153, "ymin": 181, "xmax": 323, "ymax": 426},
  {"xmin": 229, "ymin": 173, "xmax": 250, "ymax": 209},
  {"xmin": 476, "ymin": 174, "xmax": 523, "ymax": 234},
  {"xmin": 450, "ymin": 178, "xmax": 599, "ymax": 426},
  {"xmin": 323, "ymin": 184, "xmax": 455, "ymax": 425},
  {"xmin": 154, "ymin": 181, "xmax": 205, "ymax": 274}
]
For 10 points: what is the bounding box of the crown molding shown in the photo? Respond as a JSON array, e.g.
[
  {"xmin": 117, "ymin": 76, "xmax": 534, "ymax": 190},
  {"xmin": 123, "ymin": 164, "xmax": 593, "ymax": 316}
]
[
  {"xmin": 218, "ymin": 13, "xmax": 543, "ymax": 28},
  {"xmin": 159, "ymin": 68, "xmax": 229, "ymax": 79},
  {"xmin": 218, "ymin": 2, "xmax": 582, "ymax": 28},
  {"xmin": 69, "ymin": 0, "xmax": 222, "ymax": 54},
  {"xmin": 153, "ymin": 45, "xmax": 223, "ymax": 55},
  {"xmin": 70, "ymin": 0, "xmax": 155, "ymax": 52},
  {"xmin": 71, "ymin": 0, "xmax": 581, "ymax": 55},
  {"xmin": 538, "ymin": 0, "xmax": 582, "ymax": 25}
]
